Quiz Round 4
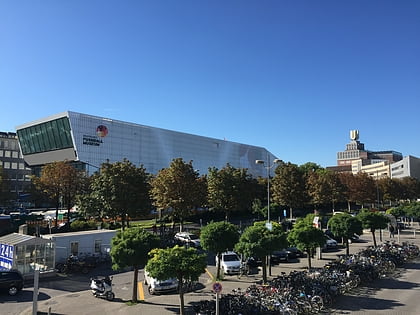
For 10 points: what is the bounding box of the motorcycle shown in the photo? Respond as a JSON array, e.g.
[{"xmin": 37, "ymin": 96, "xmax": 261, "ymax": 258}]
[{"xmin": 90, "ymin": 276, "xmax": 115, "ymax": 301}]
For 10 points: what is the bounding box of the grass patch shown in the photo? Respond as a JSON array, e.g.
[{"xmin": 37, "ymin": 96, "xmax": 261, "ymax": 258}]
[{"xmin": 126, "ymin": 300, "xmax": 146, "ymax": 306}]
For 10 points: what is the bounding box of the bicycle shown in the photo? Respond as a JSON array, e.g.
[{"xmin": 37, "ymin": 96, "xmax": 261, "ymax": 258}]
[{"xmin": 237, "ymin": 261, "xmax": 250, "ymax": 279}]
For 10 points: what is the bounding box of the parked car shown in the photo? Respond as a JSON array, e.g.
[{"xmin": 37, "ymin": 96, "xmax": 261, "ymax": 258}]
[
  {"xmin": 271, "ymin": 250, "xmax": 291, "ymax": 264},
  {"xmin": 174, "ymin": 232, "xmax": 201, "ymax": 248},
  {"xmin": 271, "ymin": 248, "xmax": 298, "ymax": 264},
  {"xmin": 143, "ymin": 269, "xmax": 178, "ymax": 295},
  {"xmin": 325, "ymin": 229, "xmax": 360, "ymax": 243},
  {"xmin": 0, "ymin": 270, "xmax": 24, "ymax": 296},
  {"xmin": 323, "ymin": 235, "xmax": 338, "ymax": 251},
  {"xmin": 216, "ymin": 251, "xmax": 241, "ymax": 275},
  {"xmin": 286, "ymin": 247, "xmax": 305, "ymax": 258}
]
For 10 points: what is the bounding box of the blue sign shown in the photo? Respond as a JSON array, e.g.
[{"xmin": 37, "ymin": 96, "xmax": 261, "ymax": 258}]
[
  {"xmin": 0, "ymin": 243, "xmax": 14, "ymax": 270},
  {"xmin": 283, "ymin": 209, "xmax": 287, "ymax": 218}
]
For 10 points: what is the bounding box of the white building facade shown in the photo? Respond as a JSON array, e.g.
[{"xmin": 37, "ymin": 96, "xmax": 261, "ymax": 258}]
[{"xmin": 16, "ymin": 111, "xmax": 277, "ymax": 177}]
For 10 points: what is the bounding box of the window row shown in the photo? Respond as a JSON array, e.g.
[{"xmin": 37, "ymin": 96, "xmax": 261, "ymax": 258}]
[
  {"xmin": 1, "ymin": 162, "xmax": 26, "ymax": 169},
  {"xmin": 0, "ymin": 150, "xmax": 20, "ymax": 158},
  {"xmin": 0, "ymin": 139, "xmax": 18, "ymax": 150}
]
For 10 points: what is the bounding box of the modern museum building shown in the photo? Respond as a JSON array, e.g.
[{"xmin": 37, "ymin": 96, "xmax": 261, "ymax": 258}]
[{"xmin": 15, "ymin": 111, "xmax": 277, "ymax": 177}]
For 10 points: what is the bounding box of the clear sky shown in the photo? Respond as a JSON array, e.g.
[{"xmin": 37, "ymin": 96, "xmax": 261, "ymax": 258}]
[{"xmin": 1, "ymin": 0, "xmax": 419, "ymax": 167}]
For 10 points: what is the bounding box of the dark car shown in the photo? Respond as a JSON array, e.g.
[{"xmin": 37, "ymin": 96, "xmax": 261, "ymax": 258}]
[
  {"xmin": 0, "ymin": 270, "xmax": 24, "ymax": 296},
  {"xmin": 286, "ymin": 247, "xmax": 305, "ymax": 258},
  {"xmin": 271, "ymin": 249, "xmax": 298, "ymax": 264}
]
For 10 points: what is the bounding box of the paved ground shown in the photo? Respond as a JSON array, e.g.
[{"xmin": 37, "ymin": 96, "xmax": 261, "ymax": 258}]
[{"xmin": 16, "ymin": 224, "xmax": 420, "ymax": 315}]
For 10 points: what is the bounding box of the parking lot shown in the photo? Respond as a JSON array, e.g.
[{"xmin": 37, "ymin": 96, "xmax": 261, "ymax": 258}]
[{"xmin": 4, "ymin": 226, "xmax": 418, "ymax": 315}]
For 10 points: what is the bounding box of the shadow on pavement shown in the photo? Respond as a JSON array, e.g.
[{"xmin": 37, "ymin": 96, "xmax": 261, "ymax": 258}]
[
  {"xmin": 0, "ymin": 290, "xmax": 51, "ymax": 303},
  {"xmin": 334, "ymin": 295, "xmax": 404, "ymax": 312}
]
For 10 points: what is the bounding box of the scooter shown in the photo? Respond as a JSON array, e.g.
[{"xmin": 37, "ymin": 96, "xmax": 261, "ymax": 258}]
[{"xmin": 90, "ymin": 276, "xmax": 115, "ymax": 301}]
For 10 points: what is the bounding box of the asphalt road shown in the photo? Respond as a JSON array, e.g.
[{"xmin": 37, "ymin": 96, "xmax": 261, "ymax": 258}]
[{"xmin": 2, "ymin": 226, "xmax": 419, "ymax": 315}]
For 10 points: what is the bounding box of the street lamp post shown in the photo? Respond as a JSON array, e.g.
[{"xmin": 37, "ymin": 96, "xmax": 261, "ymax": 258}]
[
  {"xmin": 255, "ymin": 158, "xmax": 282, "ymax": 226},
  {"xmin": 256, "ymin": 157, "xmax": 282, "ymax": 277}
]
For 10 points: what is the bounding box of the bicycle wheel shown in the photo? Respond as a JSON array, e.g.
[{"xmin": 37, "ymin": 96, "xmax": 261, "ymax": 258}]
[{"xmin": 310, "ymin": 295, "xmax": 324, "ymax": 313}]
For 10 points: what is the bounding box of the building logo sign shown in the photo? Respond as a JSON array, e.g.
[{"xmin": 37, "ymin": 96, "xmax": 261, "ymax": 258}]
[
  {"xmin": 96, "ymin": 125, "xmax": 108, "ymax": 137},
  {"xmin": 0, "ymin": 243, "xmax": 14, "ymax": 270},
  {"xmin": 83, "ymin": 125, "xmax": 108, "ymax": 146}
]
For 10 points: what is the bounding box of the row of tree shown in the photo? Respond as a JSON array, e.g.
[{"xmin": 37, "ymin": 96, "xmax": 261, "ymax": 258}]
[
  {"xmin": 111, "ymin": 209, "xmax": 390, "ymax": 314},
  {"xmin": 28, "ymin": 159, "xmax": 420, "ymax": 229}
]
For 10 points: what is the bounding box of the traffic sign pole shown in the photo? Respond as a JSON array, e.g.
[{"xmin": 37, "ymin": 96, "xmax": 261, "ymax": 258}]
[{"xmin": 212, "ymin": 282, "xmax": 222, "ymax": 315}]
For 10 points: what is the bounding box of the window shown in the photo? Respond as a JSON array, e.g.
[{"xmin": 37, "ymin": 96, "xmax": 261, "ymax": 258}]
[
  {"xmin": 3, "ymin": 162, "xmax": 10, "ymax": 169},
  {"xmin": 94, "ymin": 240, "xmax": 102, "ymax": 253},
  {"xmin": 70, "ymin": 242, "xmax": 79, "ymax": 256},
  {"xmin": 11, "ymin": 162, "xmax": 18, "ymax": 169},
  {"xmin": 12, "ymin": 151, "xmax": 19, "ymax": 158},
  {"xmin": 4, "ymin": 150, "xmax": 11, "ymax": 157}
]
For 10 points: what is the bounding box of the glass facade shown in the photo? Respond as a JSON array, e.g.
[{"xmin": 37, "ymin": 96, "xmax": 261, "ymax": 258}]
[{"xmin": 17, "ymin": 117, "xmax": 73, "ymax": 155}]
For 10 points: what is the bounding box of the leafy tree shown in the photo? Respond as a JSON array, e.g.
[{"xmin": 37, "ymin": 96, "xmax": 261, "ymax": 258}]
[
  {"xmin": 235, "ymin": 221, "xmax": 287, "ymax": 283},
  {"xmin": 349, "ymin": 173, "xmax": 376, "ymax": 208},
  {"xmin": 76, "ymin": 174, "xmax": 105, "ymax": 220},
  {"xmin": 357, "ymin": 210, "xmax": 389, "ymax": 247},
  {"xmin": 392, "ymin": 201, "xmax": 420, "ymax": 219},
  {"xmin": 327, "ymin": 213, "xmax": 363, "ymax": 255},
  {"xmin": 272, "ymin": 162, "xmax": 307, "ymax": 219},
  {"xmin": 146, "ymin": 245, "xmax": 207, "ymax": 315},
  {"xmin": 287, "ymin": 219, "xmax": 326, "ymax": 270},
  {"xmin": 207, "ymin": 164, "xmax": 257, "ymax": 219},
  {"xmin": 150, "ymin": 158, "xmax": 206, "ymax": 230},
  {"xmin": 386, "ymin": 205, "xmax": 406, "ymax": 219},
  {"xmin": 307, "ymin": 169, "xmax": 345, "ymax": 212},
  {"xmin": 404, "ymin": 202, "xmax": 420, "ymax": 219},
  {"xmin": 299, "ymin": 162, "xmax": 323, "ymax": 175},
  {"xmin": 377, "ymin": 177, "xmax": 402, "ymax": 206},
  {"xmin": 90, "ymin": 159, "xmax": 152, "ymax": 229},
  {"xmin": 398, "ymin": 177, "xmax": 420, "ymax": 201},
  {"xmin": 32, "ymin": 161, "xmax": 85, "ymax": 227},
  {"xmin": 110, "ymin": 227, "xmax": 160, "ymax": 303},
  {"xmin": 200, "ymin": 221, "xmax": 240, "ymax": 280}
]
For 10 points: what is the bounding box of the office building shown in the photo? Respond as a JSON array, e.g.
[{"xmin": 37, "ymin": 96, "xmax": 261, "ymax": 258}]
[{"xmin": 0, "ymin": 132, "xmax": 32, "ymax": 203}]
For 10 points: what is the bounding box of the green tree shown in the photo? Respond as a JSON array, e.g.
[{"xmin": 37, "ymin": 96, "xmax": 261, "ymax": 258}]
[
  {"xmin": 327, "ymin": 213, "xmax": 363, "ymax": 256},
  {"xmin": 272, "ymin": 162, "xmax": 307, "ymax": 219},
  {"xmin": 207, "ymin": 164, "xmax": 257, "ymax": 219},
  {"xmin": 357, "ymin": 210, "xmax": 389, "ymax": 247},
  {"xmin": 32, "ymin": 161, "xmax": 85, "ymax": 227},
  {"xmin": 398, "ymin": 177, "xmax": 420, "ymax": 201},
  {"xmin": 90, "ymin": 159, "xmax": 152, "ymax": 230},
  {"xmin": 235, "ymin": 221, "xmax": 287, "ymax": 283},
  {"xmin": 146, "ymin": 245, "xmax": 207, "ymax": 315},
  {"xmin": 200, "ymin": 221, "xmax": 240, "ymax": 280},
  {"xmin": 377, "ymin": 177, "xmax": 402, "ymax": 207},
  {"xmin": 110, "ymin": 227, "xmax": 160, "ymax": 303},
  {"xmin": 287, "ymin": 221, "xmax": 326, "ymax": 270},
  {"xmin": 150, "ymin": 158, "xmax": 206, "ymax": 230},
  {"xmin": 307, "ymin": 169, "xmax": 345, "ymax": 213},
  {"xmin": 400, "ymin": 201, "xmax": 420, "ymax": 219},
  {"xmin": 349, "ymin": 173, "xmax": 376, "ymax": 209},
  {"xmin": 76, "ymin": 174, "xmax": 105, "ymax": 220}
]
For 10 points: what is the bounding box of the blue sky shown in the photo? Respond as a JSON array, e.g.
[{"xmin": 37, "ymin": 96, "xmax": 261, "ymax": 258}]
[{"xmin": 1, "ymin": 0, "xmax": 419, "ymax": 167}]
